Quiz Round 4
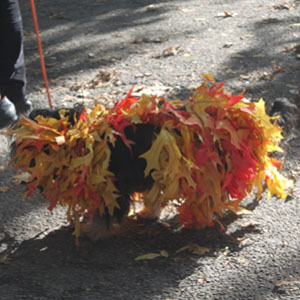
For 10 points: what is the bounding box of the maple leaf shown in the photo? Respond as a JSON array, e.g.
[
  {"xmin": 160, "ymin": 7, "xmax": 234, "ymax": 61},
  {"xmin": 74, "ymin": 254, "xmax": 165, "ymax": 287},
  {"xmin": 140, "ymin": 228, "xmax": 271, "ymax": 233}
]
[{"xmin": 140, "ymin": 127, "xmax": 181, "ymax": 177}]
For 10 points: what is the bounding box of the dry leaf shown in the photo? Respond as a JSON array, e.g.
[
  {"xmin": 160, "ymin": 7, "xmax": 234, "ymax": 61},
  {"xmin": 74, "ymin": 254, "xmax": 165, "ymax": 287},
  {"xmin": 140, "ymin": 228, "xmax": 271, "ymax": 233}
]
[
  {"xmin": 0, "ymin": 186, "xmax": 10, "ymax": 193},
  {"xmin": 160, "ymin": 250, "xmax": 169, "ymax": 257},
  {"xmin": 0, "ymin": 254, "xmax": 10, "ymax": 264},
  {"xmin": 135, "ymin": 252, "xmax": 166, "ymax": 261},
  {"xmin": 274, "ymin": 66, "xmax": 284, "ymax": 73},
  {"xmin": 237, "ymin": 237, "xmax": 251, "ymax": 246},
  {"xmin": 134, "ymin": 72, "xmax": 153, "ymax": 78},
  {"xmin": 240, "ymin": 220, "xmax": 259, "ymax": 228},
  {"xmin": 197, "ymin": 278, "xmax": 207, "ymax": 284},
  {"xmin": 176, "ymin": 243, "xmax": 211, "ymax": 256},
  {"xmin": 146, "ymin": 4, "xmax": 159, "ymax": 11},
  {"xmin": 13, "ymin": 172, "xmax": 32, "ymax": 185},
  {"xmin": 237, "ymin": 256, "xmax": 250, "ymax": 266},
  {"xmin": 153, "ymin": 46, "xmax": 183, "ymax": 58},
  {"xmin": 217, "ymin": 11, "xmax": 234, "ymax": 18},
  {"xmin": 276, "ymin": 280, "xmax": 298, "ymax": 287},
  {"xmin": 224, "ymin": 11, "xmax": 233, "ymax": 17},
  {"xmin": 132, "ymin": 83, "xmax": 173, "ymax": 97},
  {"xmin": 230, "ymin": 206, "xmax": 252, "ymax": 215},
  {"xmin": 273, "ymin": 3, "xmax": 295, "ymax": 10}
]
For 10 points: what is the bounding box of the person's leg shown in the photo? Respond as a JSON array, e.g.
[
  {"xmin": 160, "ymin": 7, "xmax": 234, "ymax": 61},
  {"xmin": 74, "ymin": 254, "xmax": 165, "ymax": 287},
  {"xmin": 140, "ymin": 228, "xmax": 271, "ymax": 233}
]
[{"xmin": 0, "ymin": 0, "xmax": 31, "ymax": 118}]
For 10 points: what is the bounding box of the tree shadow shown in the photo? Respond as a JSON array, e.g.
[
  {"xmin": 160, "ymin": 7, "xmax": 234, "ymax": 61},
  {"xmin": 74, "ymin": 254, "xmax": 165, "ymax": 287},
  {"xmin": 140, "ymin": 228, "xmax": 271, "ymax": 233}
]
[
  {"xmin": 213, "ymin": 15, "xmax": 300, "ymax": 105},
  {"xmin": 0, "ymin": 212, "xmax": 260, "ymax": 300},
  {"xmin": 165, "ymin": 13, "xmax": 300, "ymax": 105},
  {"xmin": 20, "ymin": 0, "xmax": 197, "ymax": 96}
]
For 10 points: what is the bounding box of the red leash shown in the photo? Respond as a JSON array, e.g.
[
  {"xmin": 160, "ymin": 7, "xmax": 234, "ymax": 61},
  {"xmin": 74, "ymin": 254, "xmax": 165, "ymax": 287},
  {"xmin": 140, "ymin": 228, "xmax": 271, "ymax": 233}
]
[{"xmin": 29, "ymin": 0, "xmax": 53, "ymax": 109}]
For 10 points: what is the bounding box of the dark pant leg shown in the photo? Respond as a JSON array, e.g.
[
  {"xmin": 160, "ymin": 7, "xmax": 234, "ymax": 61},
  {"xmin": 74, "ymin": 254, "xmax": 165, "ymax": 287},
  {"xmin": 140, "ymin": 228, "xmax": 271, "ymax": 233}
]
[{"xmin": 0, "ymin": 0, "xmax": 26, "ymax": 102}]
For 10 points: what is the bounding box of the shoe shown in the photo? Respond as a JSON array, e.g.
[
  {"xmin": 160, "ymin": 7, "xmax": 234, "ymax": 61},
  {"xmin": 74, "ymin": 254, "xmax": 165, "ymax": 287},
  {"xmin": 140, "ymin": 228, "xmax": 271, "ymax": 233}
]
[
  {"xmin": 14, "ymin": 97, "xmax": 32, "ymax": 116},
  {"xmin": 0, "ymin": 97, "xmax": 18, "ymax": 129}
]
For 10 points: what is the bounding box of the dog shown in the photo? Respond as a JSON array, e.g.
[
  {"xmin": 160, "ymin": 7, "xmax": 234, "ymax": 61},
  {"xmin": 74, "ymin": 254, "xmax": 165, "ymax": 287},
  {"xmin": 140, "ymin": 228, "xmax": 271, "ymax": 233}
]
[{"xmin": 23, "ymin": 105, "xmax": 162, "ymax": 241}]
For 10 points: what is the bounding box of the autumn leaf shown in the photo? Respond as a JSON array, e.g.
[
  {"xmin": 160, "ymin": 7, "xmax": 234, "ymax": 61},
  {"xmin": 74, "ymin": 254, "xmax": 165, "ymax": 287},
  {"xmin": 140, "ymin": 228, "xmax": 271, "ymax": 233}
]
[
  {"xmin": 176, "ymin": 243, "xmax": 211, "ymax": 256},
  {"xmin": 135, "ymin": 252, "xmax": 164, "ymax": 261},
  {"xmin": 12, "ymin": 172, "xmax": 32, "ymax": 185},
  {"xmin": 0, "ymin": 186, "xmax": 10, "ymax": 192},
  {"xmin": 140, "ymin": 127, "xmax": 181, "ymax": 177},
  {"xmin": 160, "ymin": 250, "xmax": 169, "ymax": 257}
]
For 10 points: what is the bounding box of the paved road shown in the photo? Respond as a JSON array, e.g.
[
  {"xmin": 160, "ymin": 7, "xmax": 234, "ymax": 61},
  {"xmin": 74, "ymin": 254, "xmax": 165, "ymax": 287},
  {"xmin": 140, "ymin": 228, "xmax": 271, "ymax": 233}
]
[{"xmin": 1, "ymin": 0, "xmax": 300, "ymax": 299}]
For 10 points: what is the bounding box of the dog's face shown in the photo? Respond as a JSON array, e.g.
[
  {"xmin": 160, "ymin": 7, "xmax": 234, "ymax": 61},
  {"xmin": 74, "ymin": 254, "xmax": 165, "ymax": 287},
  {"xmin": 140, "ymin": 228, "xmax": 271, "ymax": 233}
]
[{"xmin": 269, "ymin": 97, "xmax": 299, "ymax": 134}]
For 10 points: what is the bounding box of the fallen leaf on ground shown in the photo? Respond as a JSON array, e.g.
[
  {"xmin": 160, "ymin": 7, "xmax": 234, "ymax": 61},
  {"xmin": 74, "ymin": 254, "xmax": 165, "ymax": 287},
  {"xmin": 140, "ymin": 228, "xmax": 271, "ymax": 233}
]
[
  {"xmin": 276, "ymin": 280, "xmax": 298, "ymax": 287},
  {"xmin": 146, "ymin": 4, "xmax": 159, "ymax": 11},
  {"xmin": 135, "ymin": 252, "xmax": 165, "ymax": 260},
  {"xmin": 237, "ymin": 237, "xmax": 251, "ymax": 246},
  {"xmin": 99, "ymin": 280, "xmax": 113, "ymax": 287},
  {"xmin": 160, "ymin": 250, "xmax": 169, "ymax": 257},
  {"xmin": 217, "ymin": 11, "xmax": 234, "ymax": 18},
  {"xmin": 273, "ymin": 3, "xmax": 295, "ymax": 10},
  {"xmin": 274, "ymin": 66, "xmax": 284, "ymax": 73},
  {"xmin": 230, "ymin": 206, "xmax": 252, "ymax": 215},
  {"xmin": 237, "ymin": 256, "xmax": 250, "ymax": 266},
  {"xmin": 0, "ymin": 186, "xmax": 10, "ymax": 192},
  {"xmin": 240, "ymin": 220, "xmax": 260, "ymax": 228},
  {"xmin": 88, "ymin": 69, "xmax": 119, "ymax": 88},
  {"xmin": 176, "ymin": 243, "xmax": 211, "ymax": 256},
  {"xmin": 13, "ymin": 172, "xmax": 32, "ymax": 185},
  {"xmin": 197, "ymin": 278, "xmax": 207, "ymax": 284},
  {"xmin": 132, "ymin": 83, "xmax": 173, "ymax": 97},
  {"xmin": 0, "ymin": 254, "xmax": 10, "ymax": 264},
  {"xmin": 152, "ymin": 46, "xmax": 183, "ymax": 58},
  {"xmin": 134, "ymin": 72, "xmax": 153, "ymax": 78}
]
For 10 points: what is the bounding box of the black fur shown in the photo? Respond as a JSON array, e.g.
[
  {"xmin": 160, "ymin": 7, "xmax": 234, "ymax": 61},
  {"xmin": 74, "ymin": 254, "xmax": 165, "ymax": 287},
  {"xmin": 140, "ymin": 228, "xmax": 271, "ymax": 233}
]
[{"xmin": 269, "ymin": 97, "xmax": 298, "ymax": 135}]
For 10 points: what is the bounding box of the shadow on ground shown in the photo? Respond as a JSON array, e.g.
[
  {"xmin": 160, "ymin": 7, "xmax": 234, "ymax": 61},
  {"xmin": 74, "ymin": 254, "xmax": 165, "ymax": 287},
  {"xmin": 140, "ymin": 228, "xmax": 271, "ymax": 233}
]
[
  {"xmin": 0, "ymin": 215, "xmax": 257, "ymax": 300},
  {"xmin": 21, "ymin": 0, "xmax": 194, "ymax": 94}
]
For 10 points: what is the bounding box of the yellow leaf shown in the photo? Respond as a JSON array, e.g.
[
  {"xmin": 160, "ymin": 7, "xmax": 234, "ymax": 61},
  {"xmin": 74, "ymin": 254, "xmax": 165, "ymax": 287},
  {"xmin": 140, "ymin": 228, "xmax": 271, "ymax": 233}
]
[
  {"xmin": 135, "ymin": 253, "xmax": 161, "ymax": 261},
  {"xmin": 140, "ymin": 127, "xmax": 182, "ymax": 177},
  {"xmin": 101, "ymin": 177, "xmax": 120, "ymax": 215},
  {"xmin": 160, "ymin": 250, "xmax": 169, "ymax": 257},
  {"xmin": 0, "ymin": 186, "xmax": 10, "ymax": 193},
  {"xmin": 70, "ymin": 146, "xmax": 94, "ymax": 169}
]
